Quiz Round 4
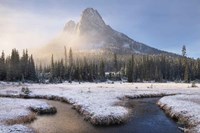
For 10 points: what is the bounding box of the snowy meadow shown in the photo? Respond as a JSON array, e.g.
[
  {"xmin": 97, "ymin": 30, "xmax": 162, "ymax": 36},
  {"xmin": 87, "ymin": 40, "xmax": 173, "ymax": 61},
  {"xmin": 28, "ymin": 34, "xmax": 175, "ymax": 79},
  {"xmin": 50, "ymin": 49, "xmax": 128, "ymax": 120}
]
[{"xmin": 0, "ymin": 82, "xmax": 200, "ymax": 132}]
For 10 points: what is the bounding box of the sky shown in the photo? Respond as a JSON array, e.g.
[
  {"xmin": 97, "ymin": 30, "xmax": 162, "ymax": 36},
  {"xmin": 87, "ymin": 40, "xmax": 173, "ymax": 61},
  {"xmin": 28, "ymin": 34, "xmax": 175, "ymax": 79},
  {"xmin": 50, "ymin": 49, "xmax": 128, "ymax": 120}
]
[{"xmin": 0, "ymin": 0, "xmax": 200, "ymax": 58}]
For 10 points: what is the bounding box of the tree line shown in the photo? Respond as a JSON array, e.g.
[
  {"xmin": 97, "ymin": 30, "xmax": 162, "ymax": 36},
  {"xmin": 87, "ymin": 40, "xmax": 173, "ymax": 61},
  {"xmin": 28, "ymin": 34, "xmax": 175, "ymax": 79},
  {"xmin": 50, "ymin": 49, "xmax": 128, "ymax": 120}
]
[
  {"xmin": 39, "ymin": 46, "xmax": 200, "ymax": 83},
  {"xmin": 0, "ymin": 46, "xmax": 200, "ymax": 83},
  {"xmin": 127, "ymin": 45, "xmax": 200, "ymax": 83},
  {"xmin": 0, "ymin": 49, "xmax": 36, "ymax": 82},
  {"xmin": 39, "ymin": 47, "xmax": 106, "ymax": 83}
]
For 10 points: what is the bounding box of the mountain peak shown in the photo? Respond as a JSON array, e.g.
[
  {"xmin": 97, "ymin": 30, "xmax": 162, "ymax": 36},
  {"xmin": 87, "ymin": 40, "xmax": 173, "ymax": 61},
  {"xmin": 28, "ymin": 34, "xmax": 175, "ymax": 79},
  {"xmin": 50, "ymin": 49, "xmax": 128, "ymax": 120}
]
[
  {"xmin": 42, "ymin": 8, "xmax": 177, "ymax": 57},
  {"xmin": 64, "ymin": 20, "xmax": 76, "ymax": 32},
  {"xmin": 77, "ymin": 8, "xmax": 106, "ymax": 35},
  {"xmin": 82, "ymin": 8, "xmax": 101, "ymax": 18}
]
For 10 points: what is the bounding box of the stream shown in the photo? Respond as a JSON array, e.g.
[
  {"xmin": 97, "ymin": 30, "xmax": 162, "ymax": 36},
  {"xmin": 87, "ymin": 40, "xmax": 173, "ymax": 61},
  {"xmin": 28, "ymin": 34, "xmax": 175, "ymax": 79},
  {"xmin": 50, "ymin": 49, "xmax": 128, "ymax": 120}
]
[{"xmin": 28, "ymin": 98, "xmax": 183, "ymax": 133}]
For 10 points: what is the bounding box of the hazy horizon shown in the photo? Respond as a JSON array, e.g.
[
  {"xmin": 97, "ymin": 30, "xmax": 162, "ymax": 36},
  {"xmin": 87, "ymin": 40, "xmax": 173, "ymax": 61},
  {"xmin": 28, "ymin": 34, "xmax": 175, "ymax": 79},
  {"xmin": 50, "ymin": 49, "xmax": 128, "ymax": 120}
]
[{"xmin": 0, "ymin": 0, "xmax": 200, "ymax": 58}]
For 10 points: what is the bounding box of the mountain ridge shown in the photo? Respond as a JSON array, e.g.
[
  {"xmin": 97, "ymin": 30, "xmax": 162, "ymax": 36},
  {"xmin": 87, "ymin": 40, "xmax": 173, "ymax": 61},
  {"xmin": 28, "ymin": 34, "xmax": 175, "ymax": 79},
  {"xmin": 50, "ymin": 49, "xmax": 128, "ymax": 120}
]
[{"xmin": 38, "ymin": 7, "xmax": 179, "ymax": 59}]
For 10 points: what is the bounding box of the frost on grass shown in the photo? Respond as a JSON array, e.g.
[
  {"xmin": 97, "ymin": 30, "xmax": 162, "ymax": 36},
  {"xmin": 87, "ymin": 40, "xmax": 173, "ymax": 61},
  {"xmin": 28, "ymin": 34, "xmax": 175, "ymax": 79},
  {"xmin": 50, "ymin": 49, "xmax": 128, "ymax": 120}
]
[
  {"xmin": 0, "ymin": 97, "xmax": 56, "ymax": 132},
  {"xmin": 158, "ymin": 94, "xmax": 200, "ymax": 133},
  {"xmin": 0, "ymin": 125, "xmax": 34, "ymax": 133},
  {"xmin": 1, "ymin": 82, "xmax": 200, "ymax": 126}
]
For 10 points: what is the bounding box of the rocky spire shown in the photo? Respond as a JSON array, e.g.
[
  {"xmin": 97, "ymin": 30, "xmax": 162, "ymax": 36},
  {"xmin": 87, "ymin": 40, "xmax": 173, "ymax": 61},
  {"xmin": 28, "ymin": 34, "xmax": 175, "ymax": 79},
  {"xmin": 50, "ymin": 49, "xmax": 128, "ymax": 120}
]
[
  {"xmin": 77, "ymin": 8, "xmax": 106, "ymax": 35},
  {"xmin": 64, "ymin": 20, "xmax": 76, "ymax": 32}
]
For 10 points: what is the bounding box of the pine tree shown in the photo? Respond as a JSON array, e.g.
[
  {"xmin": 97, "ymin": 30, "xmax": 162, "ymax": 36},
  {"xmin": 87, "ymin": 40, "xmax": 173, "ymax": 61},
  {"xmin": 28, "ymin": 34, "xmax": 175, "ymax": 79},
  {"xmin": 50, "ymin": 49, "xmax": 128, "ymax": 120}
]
[
  {"xmin": 20, "ymin": 50, "xmax": 29, "ymax": 80},
  {"xmin": 127, "ymin": 55, "xmax": 134, "ymax": 82},
  {"xmin": 113, "ymin": 53, "xmax": 118, "ymax": 72},
  {"xmin": 99, "ymin": 59, "xmax": 105, "ymax": 80},
  {"xmin": 0, "ymin": 51, "xmax": 6, "ymax": 80},
  {"xmin": 9, "ymin": 49, "xmax": 20, "ymax": 81},
  {"xmin": 184, "ymin": 62, "xmax": 189, "ymax": 83},
  {"xmin": 60, "ymin": 59, "xmax": 65, "ymax": 79},
  {"xmin": 51, "ymin": 54, "xmax": 54, "ymax": 78},
  {"xmin": 64, "ymin": 46, "xmax": 67, "ymax": 67},
  {"xmin": 182, "ymin": 45, "xmax": 189, "ymax": 83},
  {"xmin": 69, "ymin": 47, "xmax": 73, "ymax": 68},
  {"xmin": 182, "ymin": 45, "xmax": 186, "ymax": 57},
  {"xmin": 74, "ymin": 65, "xmax": 80, "ymax": 81},
  {"xmin": 127, "ymin": 63, "xmax": 133, "ymax": 82},
  {"xmin": 28, "ymin": 55, "xmax": 37, "ymax": 81},
  {"xmin": 68, "ymin": 48, "xmax": 73, "ymax": 82}
]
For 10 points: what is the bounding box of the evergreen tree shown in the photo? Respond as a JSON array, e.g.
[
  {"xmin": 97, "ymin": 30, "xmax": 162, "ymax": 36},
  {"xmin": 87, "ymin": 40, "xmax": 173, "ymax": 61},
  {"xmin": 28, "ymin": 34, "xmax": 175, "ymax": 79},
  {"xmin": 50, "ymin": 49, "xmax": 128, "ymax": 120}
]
[
  {"xmin": 51, "ymin": 54, "xmax": 54, "ymax": 78},
  {"xmin": 113, "ymin": 53, "xmax": 118, "ymax": 72},
  {"xmin": 68, "ymin": 48, "xmax": 73, "ymax": 82},
  {"xmin": 64, "ymin": 46, "xmax": 67, "ymax": 67},
  {"xmin": 60, "ymin": 59, "xmax": 65, "ymax": 79},
  {"xmin": 99, "ymin": 59, "xmax": 105, "ymax": 79},
  {"xmin": 69, "ymin": 48, "xmax": 73, "ymax": 68},
  {"xmin": 20, "ymin": 50, "xmax": 29, "ymax": 80},
  {"xmin": 182, "ymin": 45, "xmax": 186, "ymax": 57},
  {"xmin": 182, "ymin": 45, "xmax": 189, "ymax": 83},
  {"xmin": 127, "ymin": 55, "xmax": 134, "ymax": 82},
  {"xmin": 28, "ymin": 55, "xmax": 37, "ymax": 81},
  {"xmin": 0, "ymin": 51, "xmax": 6, "ymax": 80},
  {"xmin": 8, "ymin": 49, "xmax": 20, "ymax": 81}
]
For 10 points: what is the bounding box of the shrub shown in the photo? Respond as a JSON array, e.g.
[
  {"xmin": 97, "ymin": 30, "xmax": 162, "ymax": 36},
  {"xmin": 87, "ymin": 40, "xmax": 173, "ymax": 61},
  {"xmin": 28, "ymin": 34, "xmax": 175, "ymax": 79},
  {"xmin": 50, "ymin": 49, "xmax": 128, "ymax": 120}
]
[
  {"xmin": 191, "ymin": 82, "xmax": 198, "ymax": 88},
  {"xmin": 21, "ymin": 87, "xmax": 31, "ymax": 95}
]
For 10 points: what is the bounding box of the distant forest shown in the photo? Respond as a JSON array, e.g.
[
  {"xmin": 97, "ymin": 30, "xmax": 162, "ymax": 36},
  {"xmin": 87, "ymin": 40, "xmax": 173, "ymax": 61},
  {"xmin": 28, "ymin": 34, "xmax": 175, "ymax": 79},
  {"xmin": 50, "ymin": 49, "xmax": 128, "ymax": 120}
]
[{"xmin": 0, "ymin": 46, "xmax": 200, "ymax": 83}]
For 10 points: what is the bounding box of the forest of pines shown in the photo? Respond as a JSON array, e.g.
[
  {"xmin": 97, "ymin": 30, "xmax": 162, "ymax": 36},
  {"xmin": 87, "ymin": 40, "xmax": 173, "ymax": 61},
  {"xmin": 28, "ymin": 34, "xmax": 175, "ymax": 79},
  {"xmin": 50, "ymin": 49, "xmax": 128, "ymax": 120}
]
[{"xmin": 0, "ymin": 46, "xmax": 200, "ymax": 83}]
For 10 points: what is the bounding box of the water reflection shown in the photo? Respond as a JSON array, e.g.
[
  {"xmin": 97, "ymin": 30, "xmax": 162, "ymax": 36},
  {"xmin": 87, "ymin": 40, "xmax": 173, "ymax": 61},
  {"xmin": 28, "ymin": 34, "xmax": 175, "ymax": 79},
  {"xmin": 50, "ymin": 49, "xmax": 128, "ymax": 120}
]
[{"xmin": 28, "ymin": 98, "xmax": 182, "ymax": 133}]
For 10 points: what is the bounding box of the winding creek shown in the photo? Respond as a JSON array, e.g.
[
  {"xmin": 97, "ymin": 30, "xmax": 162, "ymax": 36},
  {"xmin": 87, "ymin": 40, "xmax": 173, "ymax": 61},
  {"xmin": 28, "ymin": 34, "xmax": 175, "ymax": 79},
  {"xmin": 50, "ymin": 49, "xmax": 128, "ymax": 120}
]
[{"xmin": 28, "ymin": 98, "xmax": 183, "ymax": 133}]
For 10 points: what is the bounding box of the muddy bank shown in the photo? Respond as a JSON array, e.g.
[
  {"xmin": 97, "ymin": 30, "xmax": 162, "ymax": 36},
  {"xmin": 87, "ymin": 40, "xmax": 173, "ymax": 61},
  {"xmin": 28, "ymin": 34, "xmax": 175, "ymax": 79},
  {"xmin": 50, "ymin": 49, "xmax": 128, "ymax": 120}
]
[{"xmin": 28, "ymin": 98, "xmax": 182, "ymax": 133}]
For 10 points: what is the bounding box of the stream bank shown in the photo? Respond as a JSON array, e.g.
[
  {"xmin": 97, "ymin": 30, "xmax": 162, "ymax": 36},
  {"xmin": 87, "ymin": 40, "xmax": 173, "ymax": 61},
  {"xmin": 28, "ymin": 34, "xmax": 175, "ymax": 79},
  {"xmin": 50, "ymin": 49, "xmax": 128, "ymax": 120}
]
[{"xmin": 28, "ymin": 98, "xmax": 183, "ymax": 133}]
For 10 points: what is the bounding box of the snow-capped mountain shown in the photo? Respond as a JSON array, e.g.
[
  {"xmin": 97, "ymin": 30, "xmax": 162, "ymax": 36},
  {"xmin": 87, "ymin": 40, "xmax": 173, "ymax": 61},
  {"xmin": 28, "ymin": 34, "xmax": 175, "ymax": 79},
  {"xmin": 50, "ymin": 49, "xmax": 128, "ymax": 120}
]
[{"xmin": 40, "ymin": 8, "xmax": 177, "ymax": 57}]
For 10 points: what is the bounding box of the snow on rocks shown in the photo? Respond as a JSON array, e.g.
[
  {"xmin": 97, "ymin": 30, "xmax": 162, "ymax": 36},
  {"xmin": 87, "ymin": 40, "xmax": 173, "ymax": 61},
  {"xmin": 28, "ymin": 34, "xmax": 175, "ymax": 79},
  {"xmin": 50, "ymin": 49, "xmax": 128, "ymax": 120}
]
[
  {"xmin": 0, "ymin": 97, "xmax": 56, "ymax": 132},
  {"xmin": 157, "ymin": 94, "xmax": 200, "ymax": 133}
]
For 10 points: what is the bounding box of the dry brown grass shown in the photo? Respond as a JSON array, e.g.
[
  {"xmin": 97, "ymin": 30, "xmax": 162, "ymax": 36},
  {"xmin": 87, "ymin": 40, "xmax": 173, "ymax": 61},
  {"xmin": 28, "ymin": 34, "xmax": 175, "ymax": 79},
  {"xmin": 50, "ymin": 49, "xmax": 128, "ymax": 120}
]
[
  {"xmin": 157, "ymin": 101, "xmax": 195, "ymax": 133},
  {"xmin": 5, "ymin": 112, "xmax": 37, "ymax": 125},
  {"xmin": 29, "ymin": 106, "xmax": 57, "ymax": 115}
]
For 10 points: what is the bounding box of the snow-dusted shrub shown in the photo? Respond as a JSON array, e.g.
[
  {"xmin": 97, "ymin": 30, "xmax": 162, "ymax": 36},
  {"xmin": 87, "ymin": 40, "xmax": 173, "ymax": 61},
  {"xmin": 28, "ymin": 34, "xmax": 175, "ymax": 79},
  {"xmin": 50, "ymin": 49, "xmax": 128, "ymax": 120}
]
[
  {"xmin": 191, "ymin": 82, "xmax": 198, "ymax": 88},
  {"xmin": 21, "ymin": 87, "xmax": 31, "ymax": 95}
]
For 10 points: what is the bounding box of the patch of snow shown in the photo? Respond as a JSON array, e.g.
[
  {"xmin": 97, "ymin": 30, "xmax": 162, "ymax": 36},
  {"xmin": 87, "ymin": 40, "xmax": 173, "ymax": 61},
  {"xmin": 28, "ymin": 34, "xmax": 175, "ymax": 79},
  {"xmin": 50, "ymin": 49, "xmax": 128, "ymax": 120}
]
[
  {"xmin": 123, "ymin": 43, "xmax": 130, "ymax": 49},
  {"xmin": 0, "ymin": 125, "xmax": 34, "ymax": 133},
  {"xmin": 158, "ymin": 94, "xmax": 200, "ymax": 133},
  {"xmin": 0, "ymin": 97, "xmax": 55, "ymax": 132}
]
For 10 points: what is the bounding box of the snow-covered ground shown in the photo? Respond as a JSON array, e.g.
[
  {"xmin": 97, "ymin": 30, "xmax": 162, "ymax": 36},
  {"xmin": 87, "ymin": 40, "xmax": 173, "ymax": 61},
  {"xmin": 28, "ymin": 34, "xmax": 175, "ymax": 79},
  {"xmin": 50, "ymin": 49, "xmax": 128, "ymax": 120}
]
[
  {"xmin": 158, "ymin": 94, "xmax": 200, "ymax": 133},
  {"xmin": 0, "ymin": 125, "xmax": 34, "ymax": 133},
  {"xmin": 0, "ymin": 82, "xmax": 200, "ymax": 132},
  {"xmin": 0, "ymin": 97, "xmax": 56, "ymax": 133}
]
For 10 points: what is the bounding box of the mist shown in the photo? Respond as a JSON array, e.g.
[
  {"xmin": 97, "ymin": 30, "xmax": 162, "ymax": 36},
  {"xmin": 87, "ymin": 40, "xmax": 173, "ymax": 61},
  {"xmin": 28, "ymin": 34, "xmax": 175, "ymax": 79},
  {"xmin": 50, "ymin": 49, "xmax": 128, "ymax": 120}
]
[{"xmin": 0, "ymin": 5, "xmax": 70, "ymax": 55}]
